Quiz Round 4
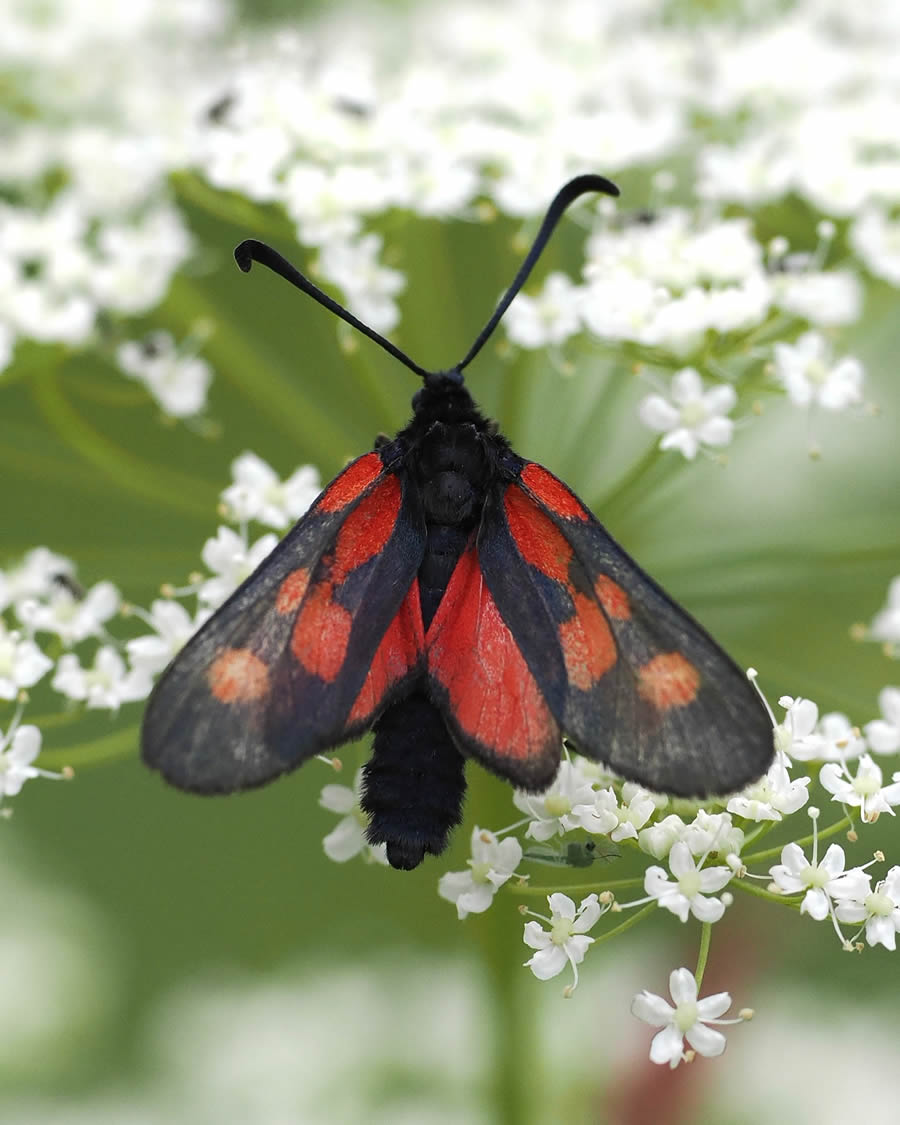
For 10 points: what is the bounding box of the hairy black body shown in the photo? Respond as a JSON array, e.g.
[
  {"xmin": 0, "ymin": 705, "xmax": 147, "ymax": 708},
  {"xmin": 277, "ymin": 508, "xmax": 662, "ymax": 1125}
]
[{"xmin": 363, "ymin": 379, "xmax": 507, "ymax": 869}]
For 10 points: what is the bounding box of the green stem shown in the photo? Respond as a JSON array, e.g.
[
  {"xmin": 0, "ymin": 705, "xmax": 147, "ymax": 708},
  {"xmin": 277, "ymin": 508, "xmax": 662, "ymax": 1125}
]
[
  {"xmin": 16, "ymin": 709, "xmax": 86, "ymax": 731},
  {"xmin": 38, "ymin": 724, "xmax": 139, "ymax": 770},
  {"xmin": 514, "ymin": 874, "xmax": 645, "ymax": 897},
  {"xmin": 30, "ymin": 369, "xmax": 215, "ymax": 518},
  {"xmin": 591, "ymin": 901, "xmax": 657, "ymax": 946},
  {"xmin": 470, "ymin": 778, "xmax": 531, "ymax": 1125},
  {"xmin": 694, "ymin": 922, "xmax": 712, "ymax": 988},
  {"xmin": 731, "ymin": 879, "xmax": 800, "ymax": 908},
  {"xmin": 736, "ymin": 822, "xmax": 776, "ymax": 851},
  {"xmin": 743, "ymin": 815, "xmax": 851, "ymax": 865}
]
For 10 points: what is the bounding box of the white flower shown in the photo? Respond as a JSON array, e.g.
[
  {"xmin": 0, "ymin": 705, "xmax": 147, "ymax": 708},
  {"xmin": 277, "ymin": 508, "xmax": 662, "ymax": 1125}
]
[
  {"xmin": 772, "ymin": 332, "xmax": 864, "ymax": 411},
  {"xmin": 835, "ymin": 867, "xmax": 900, "ymax": 951},
  {"xmin": 579, "ymin": 273, "xmax": 665, "ymax": 342},
  {"xmin": 814, "ymin": 713, "xmax": 867, "ymax": 763},
  {"xmin": 638, "ymin": 368, "xmax": 737, "ymax": 461},
  {"xmin": 319, "ymin": 768, "xmax": 388, "ymax": 865},
  {"xmin": 89, "ymin": 207, "xmax": 192, "ymax": 317},
  {"xmin": 7, "ymin": 282, "xmax": 95, "ymax": 345},
  {"xmin": 779, "ymin": 701, "xmax": 865, "ymax": 763},
  {"xmin": 727, "ymin": 754, "xmax": 810, "ymax": 822},
  {"xmin": 865, "ymin": 687, "xmax": 900, "ymax": 754},
  {"xmin": 0, "ymin": 725, "xmax": 63, "ymax": 799},
  {"xmin": 523, "ymin": 892, "xmax": 602, "ymax": 991},
  {"xmin": 199, "ymin": 528, "xmax": 278, "ymax": 609},
  {"xmin": 126, "ymin": 599, "xmax": 205, "ymax": 677},
  {"xmin": 0, "ymin": 623, "xmax": 53, "ymax": 699},
  {"xmin": 869, "ymin": 578, "xmax": 900, "ymax": 645},
  {"xmin": 819, "ymin": 754, "xmax": 900, "ymax": 823},
  {"xmin": 18, "ymin": 580, "xmax": 120, "ymax": 646},
  {"xmin": 316, "ymin": 233, "xmax": 405, "ymax": 334},
  {"xmin": 221, "ymin": 452, "xmax": 321, "ymax": 530},
  {"xmin": 644, "ymin": 842, "xmax": 732, "ymax": 923},
  {"xmin": 52, "ymin": 645, "xmax": 152, "ymax": 710},
  {"xmin": 773, "ymin": 695, "xmax": 822, "ymax": 759},
  {"xmin": 769, "ymin": 841, "xmax": 867, "ymax": 920},
  {"xmin": 698, "ymin": 137, "xmax": 794, "ymax": 205},
  {"xmin": 117, "ymin": 333, "xmax": 212, "ymax": 418},
  {"xmin": 681, "ymin": 810, "xmax": 745, "ymax": 859},
  {"xmin": 513, "ymin": 761, "xmax": 616, "ymax": 841},
  {"xmin": 609, "ymin": 785, "xmax": 656, "ymax": 843},
  {"xmin": 851, "ymin": 208, "xmax": 900, "ymax": 287},
  {"xmin": 632, "ymin": 967, "xmax": 736, "ymax": 1068},
  {"xmin": 282, "ymin": 164, "xmax": 392, "ymax": 246},
  {"xmin": 772, "ymin": 269, "xmax": 861, "ymax": 327},
  {"xmin": 0, "ymin": 547, "xmax": 75, "ymax": 613},
  {"xmin": 638, "ymin": 813, "xmax": 687, "ymax": 860},
  {"xmin": 504, "ymin": 272, "xmax": 582, "ymax": 349},
  {"xmin": 438, "ymin": 827, "xmax": 523, "ymax": 919}
]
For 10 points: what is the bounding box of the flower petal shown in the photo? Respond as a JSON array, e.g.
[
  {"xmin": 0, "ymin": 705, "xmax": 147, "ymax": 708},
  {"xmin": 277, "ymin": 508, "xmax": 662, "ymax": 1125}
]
[
  {"xmin": 547, "ymin": 893, "xmax": 576, "ymax": 920},
  {"xmin": 685, "ymin": 1022, "xmax": 727, "ymax": 1058},
  {"xmin": 668, "ymin": 968, "xmax": 697, "ymax": 1007},
  {"xmin": 522, "ymin": 921, "xmax": 551, "ymax": 951},
  {"xmin": 525, "ymin": 944, "xmax": 568, "ymax": 981},
  {"xmin": 649, "ymin": 1024, "xmax": 684, "ymax": 1067},
  {"xmin": 322, "ymin": 817, "xmax": 365, "ymax": 862},
  {"xmin": 695, "ymin": 991, "xmax": 732, "ymax": 1020},
  {"xmin": 631, "ymin": 990, "xmax": 675, "ymax": 1027}
]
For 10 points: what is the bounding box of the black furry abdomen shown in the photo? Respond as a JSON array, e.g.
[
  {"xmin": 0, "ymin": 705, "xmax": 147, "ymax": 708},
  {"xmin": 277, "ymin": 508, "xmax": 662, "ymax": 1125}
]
[
  {"xmin": 362, "ymin": 691, "xmax": 466, "ymax": 870},
  {"xmin": 360, "ymin": 409, "xmax": 492, "ymax": 870}
]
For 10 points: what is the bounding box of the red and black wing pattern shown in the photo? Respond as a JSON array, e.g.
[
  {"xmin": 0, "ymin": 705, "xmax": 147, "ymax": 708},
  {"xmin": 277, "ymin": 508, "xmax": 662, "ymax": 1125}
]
[
  {"xmin": 425, "ymin": 537, "xmax": 562, "ymax": 790},
  {"xmin": 474, "ymin": 460, "xmax": 773, "ymax": 796},
  {"xmin": 141, "ymin": 452, "xmax": 426, "ymax": 793}
]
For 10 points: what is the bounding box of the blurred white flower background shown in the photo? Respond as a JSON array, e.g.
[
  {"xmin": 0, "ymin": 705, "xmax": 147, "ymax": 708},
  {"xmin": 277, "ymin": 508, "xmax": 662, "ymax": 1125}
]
[{"xmin": 2, "ymin": 0, "xmax": 900, "ymax": 1121}]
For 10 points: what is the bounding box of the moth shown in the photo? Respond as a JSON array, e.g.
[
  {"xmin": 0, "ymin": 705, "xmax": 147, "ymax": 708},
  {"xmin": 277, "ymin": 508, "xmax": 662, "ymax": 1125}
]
[{"xmin": 142, "ymin": 174, "xmax": 774, "ymax": 869}]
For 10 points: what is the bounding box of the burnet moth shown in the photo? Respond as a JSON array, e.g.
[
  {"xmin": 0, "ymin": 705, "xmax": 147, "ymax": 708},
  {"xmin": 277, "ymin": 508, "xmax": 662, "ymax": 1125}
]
[{"xmin": 141, "ymin": 174, "xmax": 774, "ymax": 870}]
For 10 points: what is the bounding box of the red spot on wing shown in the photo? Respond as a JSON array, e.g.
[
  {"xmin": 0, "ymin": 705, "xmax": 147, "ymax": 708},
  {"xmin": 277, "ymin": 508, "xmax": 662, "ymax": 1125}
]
[
  {"xmin": 559, "ymin": 593, "xmax": 617, "ymax": 692},
  {"xmin": 317, "ymin": 452, "xmax": 383, "ymax": 513},
  {"xmin": 503, "ymin": 485, "xmax": 573, "ymax": 584},
  {"xmin": 290, "ymin": 473, "xmax": 403, "ymax": 686},
  {"xmin": 208, "ymin": 648, "xmax": 270, "ymax": 703},
  {"xmin": 637, "ymin": 652, "xmax": 701, "ymax": 710},
  {"xmin": 595, "ymin": 575, "xmax": 631, "ymax": 620},
  {"xmin": 291, "ymin": 584, "xmax": 352, "ymax": 683},
  {"xmin": 276, "ymin": 567, "xmax": 310, "ymax": 614},
  {"xmin": 348, "ymin": 579, "xmax": 425, "ymax": 724},
  {"xmin": 426, "ymin": 544, "xmax": 558, "ymax": 761},
  {"xmin": 520, "ymin": 462, "xmax": 589, "ymax": 521},
  {"xmin": 332, "ymin": 474, "xmax": 401, "ymax": 581}
]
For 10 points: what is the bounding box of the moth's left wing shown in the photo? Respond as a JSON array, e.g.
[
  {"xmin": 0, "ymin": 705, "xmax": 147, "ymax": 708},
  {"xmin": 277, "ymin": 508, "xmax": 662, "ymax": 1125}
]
[{"xmin": 142, "ymin": 452, "xmax": 426, "ymax": 793}]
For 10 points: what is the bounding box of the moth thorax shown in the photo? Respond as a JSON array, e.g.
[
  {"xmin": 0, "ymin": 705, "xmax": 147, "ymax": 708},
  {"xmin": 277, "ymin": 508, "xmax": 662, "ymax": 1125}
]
[{"xmin": 422, "ymin": 471, "xmax": 481, "ymax": 524}]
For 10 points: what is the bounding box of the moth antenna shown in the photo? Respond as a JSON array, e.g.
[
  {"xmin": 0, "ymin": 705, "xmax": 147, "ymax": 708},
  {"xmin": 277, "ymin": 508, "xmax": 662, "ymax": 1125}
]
[
  {"xmin": 235, "ymin": 172, "xmax": 618, "ymax": 383},
  {"xmin": 456, "ymin": 173, "xmax": 619, "ymax": 373},
  {"xmin": 234, "ymin": 239, "xmax": 430, "ymax": 380}
]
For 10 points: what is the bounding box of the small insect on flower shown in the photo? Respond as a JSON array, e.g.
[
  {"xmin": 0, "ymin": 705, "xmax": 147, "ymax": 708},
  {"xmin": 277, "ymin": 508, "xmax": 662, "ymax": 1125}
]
[{"xmin": 141, "ymin": 175, "xmax": 774, "ymax": 870}]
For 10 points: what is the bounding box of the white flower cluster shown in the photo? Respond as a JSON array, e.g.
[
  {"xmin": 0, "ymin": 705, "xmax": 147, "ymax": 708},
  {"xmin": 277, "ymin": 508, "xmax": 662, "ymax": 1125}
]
[
  {"xmin": 318, "ymin": 629, "xmax": 900, "ymax": 1068},
  {"xmin": 0, "ymin": 451, "xmax": 320, "ymax": 808},
  {"xmin": 3, "ymin": 0, "xmax": 892, "ymax": 438}
]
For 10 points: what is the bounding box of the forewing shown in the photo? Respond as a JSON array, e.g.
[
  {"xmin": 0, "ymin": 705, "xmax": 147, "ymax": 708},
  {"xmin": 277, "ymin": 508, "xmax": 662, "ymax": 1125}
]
[
  {"xmin": 478, "ymin": 461, "xmax": 773, "ymax": 797},
  {"xmin": 425, "ymin": 536, "xmax": 562, "ymax": 790},
  {"xmin": 141, "ymin": 452, "xmax": 426, "ymax": 792}
]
